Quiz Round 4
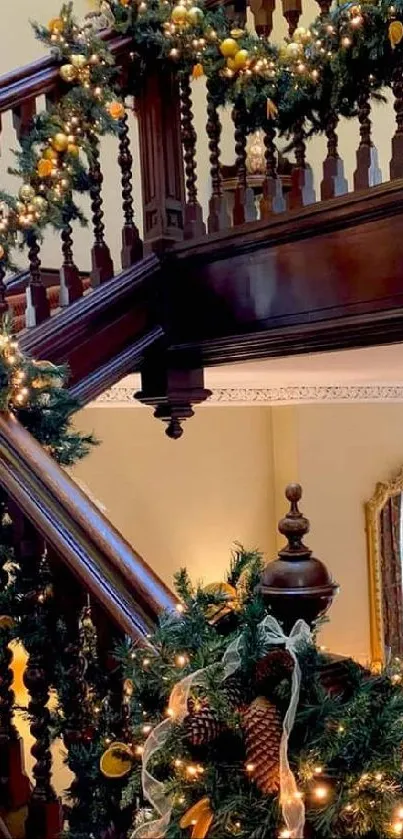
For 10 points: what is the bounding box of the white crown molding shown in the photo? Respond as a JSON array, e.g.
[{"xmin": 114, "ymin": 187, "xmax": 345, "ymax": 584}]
[{"xmin": 92, "ymin": 383, "xmax": 403, "ymax": 407}]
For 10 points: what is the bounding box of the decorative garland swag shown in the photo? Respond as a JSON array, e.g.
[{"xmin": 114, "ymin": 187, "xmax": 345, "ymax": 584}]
[{"xmin": 0, "ymin": 0, "xmax": 402, "ymax": 270}]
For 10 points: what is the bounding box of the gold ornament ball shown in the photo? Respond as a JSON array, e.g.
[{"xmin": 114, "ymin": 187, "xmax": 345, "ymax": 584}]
[
  {"xmin": 220, "ymin": 37, "xmax": 239, "ymax": 58},
  {"xmin": 293, "ymin": 26, "xmax": 309, "ymax": 43},
  {"xmin": 350, "ymin": 5, "xmax": 361, "ymax": 15},
  {"xmin": 32, "ymin": 196, "xmax": 48, "ymax": 215},
  {"xmin": 52, "ymin": 133, "xmax": 69, "ymax": 153},
  {"xmin": 16, "ymin": 201, "xmax": 25, "ymax": 213},
  {"xmin": 171, "ymin": 4, "xmax": 188, "ymax": 24},
  {"xmin": 233, "ymin": 48, "xmax": 249, "ymax": 69},
  {"xmin": 285, "ymin": 41, "xmax": 303, "ymax": 58},
  {"xmin": 60, "ymin": 64, "xmax": 77, "ymax": 83},
  {"xmin": 89, "ymin": 53, "xmax": 100, "ymax": 65},
  {"xmin": 227, "ymin": 57, "xmax": 237, "ymax": 70},
  {"xmin": 71, "ymin": 54, "xmax": 88, "ymax": 70},
  {"xmin": 19, "ymin": 184, "xmax": 35, "ymax": 203},
  {"xmin": 67, "ymin": 142, "xmax": 79, "ymax": 157},
  {"xmin": 186, "ymin": 5, "xmax": 204, "ymax": 24},
  {"xmin": 43, "ymin": 147, "xmax": 58, "ymax": 161}
]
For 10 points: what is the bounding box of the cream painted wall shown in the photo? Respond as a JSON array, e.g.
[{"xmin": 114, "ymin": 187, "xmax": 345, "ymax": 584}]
[
  {"xmin": 71, "ymin": 401, "xmax": 403, "ymax": 667},
  {"xmin": 72, "ymin": 405, "xmax": 278, "ymax": 585}
]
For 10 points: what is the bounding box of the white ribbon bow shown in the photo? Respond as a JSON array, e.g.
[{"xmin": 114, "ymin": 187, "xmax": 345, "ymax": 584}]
[{"xmin": 134, "ymin": 615, "xmax": 311, "ymax": 839}]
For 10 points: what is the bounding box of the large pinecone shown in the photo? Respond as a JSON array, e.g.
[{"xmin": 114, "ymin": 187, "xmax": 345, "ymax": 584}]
[
  {"xmin": 242, "ymin": 696, "xmax": 282, "ymax": 795},
  {"xmin": 184, "ymin": 704, "xmax": 222, "ymax": 747},
  {"xmin": 223, "ymin": 675, "xmax": 245, "ymax": 710},
  {"xmin": 256, "ymin": 649, "xmax": 294, "ymax": 696}
]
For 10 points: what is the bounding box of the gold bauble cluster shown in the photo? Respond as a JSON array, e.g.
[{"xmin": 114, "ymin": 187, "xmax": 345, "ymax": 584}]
[{"xmin": 171, "ymin": 3, "xmax": 204, "ymax": 26}]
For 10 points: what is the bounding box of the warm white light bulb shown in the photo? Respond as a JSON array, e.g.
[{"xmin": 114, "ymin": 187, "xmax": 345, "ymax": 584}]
[{"xmin": 314, "ymin": 785, "xmax": 328, "ymax": 801}]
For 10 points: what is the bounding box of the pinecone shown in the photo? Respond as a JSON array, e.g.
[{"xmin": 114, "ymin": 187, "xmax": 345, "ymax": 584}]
[
  {"xmin": 184, "ymin": 704, "xmax": 222, "ymax": 746},
  {"xmin": 223, "ymin": 675, "xmax": 245, "ymax": 710},
  {"xmin": 242, "ymin": 696, "xmax": 282, "ymax": 795},
  {"xmin": 256, "ymin": 649, "xmax": 294, "ymax": 696}
]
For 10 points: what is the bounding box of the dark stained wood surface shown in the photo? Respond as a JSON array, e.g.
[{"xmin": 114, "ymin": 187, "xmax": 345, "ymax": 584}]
[
  {"xmin": 166, "ymin": 178, "xmax": 403, "ymax": 365},
  {"xmin": 0, "ymin": 413, "xmax": 176, "ymax": 640},
  {"xmin": 20, "ymin": 255, "xmax": 161, "ymax": 386}
]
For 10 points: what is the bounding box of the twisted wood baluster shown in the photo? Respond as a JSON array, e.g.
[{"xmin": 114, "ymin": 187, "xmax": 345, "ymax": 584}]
[
  {"xmin": 89, "ymin": 135, "xmax": 114, "ymax": 286},
  {"xmin": 249, "ymin": 0, "xmax": 275, "ymax": 37},
  {"xmin": 118, "ymin": 111, "xmax": 143, "ymax": 267},
  {"xmin": 260, "ymin": 124, "xmax": 286, "ymax": 218},
  {"xmin": 25, "ymin": 231, "xmax": 50, "ymax": 327},
  {"xmin": 180, "ymin": 76, "xmax": 205, "ymax": 239},
  {"xmin": 281, "ymin": 0, "xmax": 302, "ymax": 35},
  {"xmin": 321, "ymin": 111, "xmax": 347, "ymax": 199},
  {"xmin": 206, "ymin": 84, "xmax": 230, "ymax": 233},
  {"xmin": 233, "ymin": 102, "xmax": 257, "ymax": 225},
  {"xmin": 0, "ymin": 493, "xmax": 30, "ymax": 816},
  {"xmin": 0, "ymin": 262, "xmax": 8, "ymax": 317},
  {"xmin": 233, "ymin": 103, "xmax": 247, "ymax": 226},
  {"xmin": 353, "ymin": 86, "xmax": 372, "ymax": 190},
  {"xmin": 59, "ymin": 212, "xmax": 82, "ymax": 306},
  {"xmin": 51, "ymin": 559, "xmax": 97, "ymax": 835},
  {"xmin": 315, "ymin": 0, "xmax": 331, "ymax": 15},
  {"xmin": 390, "ymin": 62, "xmax": 403, "ymax": 180},
  {"xmin": 8, "ymin": 510, "xmax": 62, "ymax": 839},
  {"xmin": 13, "ymin": 101, "xmax": 50, "ymax": 327},
  {"xmin": 289, "ymin": 120, "xmax": 315, "ymax": 208}
]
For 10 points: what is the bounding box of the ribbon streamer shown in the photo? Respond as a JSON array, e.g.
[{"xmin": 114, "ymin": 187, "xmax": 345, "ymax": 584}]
[{"xmin": 134, "ymin": 615, "xmax": 311, "ymax": 839}]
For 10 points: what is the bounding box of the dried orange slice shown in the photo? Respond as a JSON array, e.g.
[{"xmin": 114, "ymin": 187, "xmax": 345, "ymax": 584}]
[{"xmin": 100, "ymin": 742, "xmax": 133, "ymax": 779}]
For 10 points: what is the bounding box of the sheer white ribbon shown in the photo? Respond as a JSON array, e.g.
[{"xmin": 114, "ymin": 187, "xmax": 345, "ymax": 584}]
[{"xmin": 134, "ymin": 615, "xmax": 311, "ymax": 839}]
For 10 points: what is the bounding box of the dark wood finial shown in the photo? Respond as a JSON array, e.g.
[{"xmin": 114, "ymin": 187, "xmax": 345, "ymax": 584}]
[{"xmin": 258, "ymin": 483, "xmax": 339, "ymax": 630}]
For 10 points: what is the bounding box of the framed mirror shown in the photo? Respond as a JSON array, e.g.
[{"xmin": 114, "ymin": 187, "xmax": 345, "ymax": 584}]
[{"xmin": 366, "ymin": 469, "xmax": 403, "ymax": 668}]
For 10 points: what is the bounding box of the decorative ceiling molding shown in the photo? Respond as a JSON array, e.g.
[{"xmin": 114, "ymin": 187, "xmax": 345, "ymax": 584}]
[{"xmin": 92, "ymin": 383, "xmax": 403, "ymax": 407}]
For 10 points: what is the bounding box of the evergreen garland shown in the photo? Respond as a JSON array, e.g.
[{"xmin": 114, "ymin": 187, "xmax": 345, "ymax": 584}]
[
  {"xmin": 105, "ymin": 552, "xmax": 403, "ymax": 839},
  {"xmin": 0, "ymin": 0, "xmax": 401, "ymax": 269}
]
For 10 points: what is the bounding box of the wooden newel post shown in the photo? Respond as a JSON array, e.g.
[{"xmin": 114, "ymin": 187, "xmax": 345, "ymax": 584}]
[
  {"xmin": 136, "ymin": 70, "xmax": 186, "ymax": 254},
  {"xmin": 258, "ymin": 484, "xmax": 339, "ymax": 631}
]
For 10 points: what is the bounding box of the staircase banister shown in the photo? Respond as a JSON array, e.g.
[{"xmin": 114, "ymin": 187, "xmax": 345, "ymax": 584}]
[
  {"xmin": 0, "ymin": 412, "xmax": 176, "ymax": 639},
  {"xmin": 0, "ymin": 31, "xmax": 133, "ymax": 113}
]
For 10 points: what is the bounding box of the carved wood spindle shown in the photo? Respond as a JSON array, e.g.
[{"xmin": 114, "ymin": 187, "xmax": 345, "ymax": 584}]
[
  {"xmin": 249, "ymin": 0, "xmax": 275, "ymax": 37},
  {"xmin": 51, "ymin": 559, "xmax": 96, "ymax": 836},
  {"xmin": 354, "ymin": 85, "xmax": 381, "ymax": 190},
  {"xmin": 9, "ymin": 512, "xmax": 63, "ymax": 839},
  {"xmin": 90, "ymin": 602, "xmax": 133, "ymax": 837},
  {"xmin": 59, "ymin": 213, "xmax": 82, "ymax": 307},
  {"xmin": 233, "ymin": 103, "xmax": 247, "ymax": 226},
  {"xmin": 0, "ymin": 261, "xmax": 8, "ymax": 317},
  {"xmin": 321, "ymin": 111, "xmax": 348, "ymax": 200},
  {"xmin": 118, "ymin": 110, "xmax": 143, "ymax": 268},
  {"xmin": 89, "ymin": 135, "xmax": 114, "ymax": 286},
  {"xmin": 0, "ymin": 493, "xmax": 30, "ymax": 820},
  {"xmin": 180, "ymin": 75, "xmax": 206, "ymax": 239},
  {"xmin": 25, "ymin": 231, "xmax": 50, "ymax": 327},
  {"xmin": 315, "ymin": 0, "xmax": 331, "ymax": 15},
  {"xmin": 390, "ymin": 63, "xmax": 403, "ymax": 180},
  {"xmin": 233, "ymin": 102, "xmax": 257, "ymax": 226},
  {"xmin": 289, "ymin": 119, "xmax": 315, "ymax": 209},
  {"xmin": 260, "ymin": 124, "xmax": 286, "ymax": 218},
  {"xmin": 281, "ymin": 0, "xmax": 302, "ymax": 36},
  {"xmin": 206, "ymin": 84, "xmax": 231, "ymax": 233},
  {"xmin": 13, "ymin": 101, "xmax": 50, "ymax": 327}
]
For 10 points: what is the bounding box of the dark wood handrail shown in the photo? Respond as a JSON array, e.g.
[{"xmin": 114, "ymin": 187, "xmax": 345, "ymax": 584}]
[
  {"xmin": 0, "ymin": 412, "xmax": 176, "ymax": 640},
  {"xmin": 0, "ymin": 31, "xmax": 133, "ymax": 113}
]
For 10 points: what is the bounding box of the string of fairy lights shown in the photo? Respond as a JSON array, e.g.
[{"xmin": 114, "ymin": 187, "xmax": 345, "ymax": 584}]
[{"xmin": 0, "ymin": 0, "xmax": 400, "ymax": 270}]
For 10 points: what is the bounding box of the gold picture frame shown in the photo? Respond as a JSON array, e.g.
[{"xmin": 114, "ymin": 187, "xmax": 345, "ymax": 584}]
[{"xmin": 365, "ymin": 467, "xmax": 403, "ymax": 669}]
